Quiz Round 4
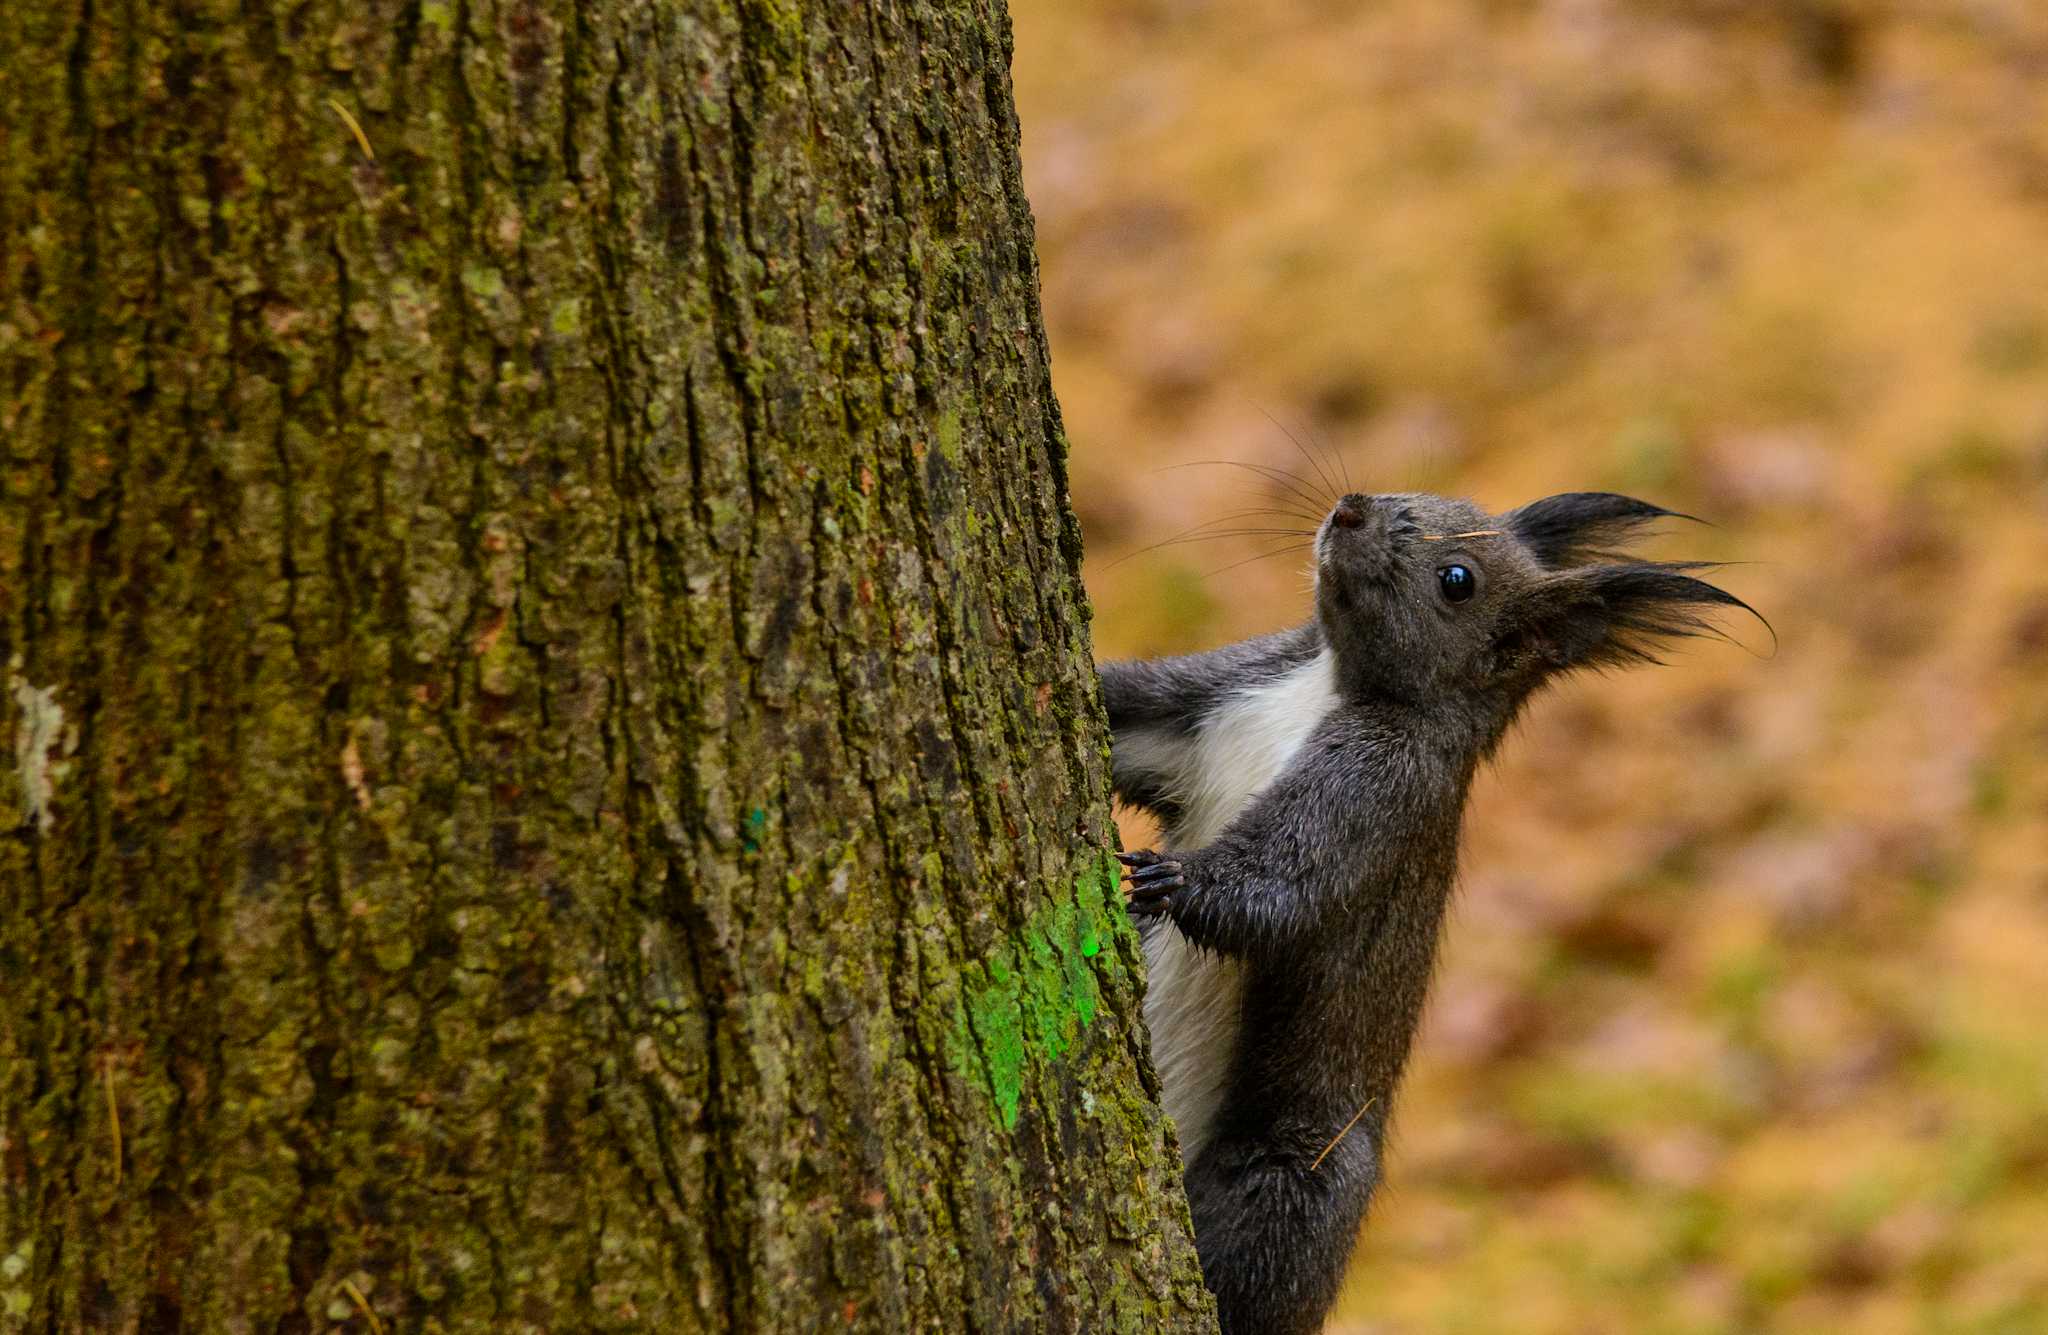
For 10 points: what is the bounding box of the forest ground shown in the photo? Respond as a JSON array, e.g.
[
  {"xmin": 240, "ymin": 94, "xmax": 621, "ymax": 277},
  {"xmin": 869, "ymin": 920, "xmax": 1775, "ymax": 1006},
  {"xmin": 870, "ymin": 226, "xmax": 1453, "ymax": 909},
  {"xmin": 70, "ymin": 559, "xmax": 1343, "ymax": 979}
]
[{"xmin": 1011, "ymin": 3, "xmax": 2048, "ymax": 1330}]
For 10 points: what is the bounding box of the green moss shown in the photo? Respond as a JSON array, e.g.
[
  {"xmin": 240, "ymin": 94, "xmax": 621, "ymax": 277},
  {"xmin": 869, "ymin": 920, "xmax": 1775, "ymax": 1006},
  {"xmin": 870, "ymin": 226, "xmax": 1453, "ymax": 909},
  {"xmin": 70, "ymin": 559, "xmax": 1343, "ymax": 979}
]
[
  {"xmin": 968, "ymin": 960, "xmax": 1028, "ymax": 1128},
  {"xmin": 461, "ymin": 263, "xmax": 504, "ymax": 299},
  {"xmin": 953, "ymin": 855, "xmax": 1122, "ymax": 1129}
]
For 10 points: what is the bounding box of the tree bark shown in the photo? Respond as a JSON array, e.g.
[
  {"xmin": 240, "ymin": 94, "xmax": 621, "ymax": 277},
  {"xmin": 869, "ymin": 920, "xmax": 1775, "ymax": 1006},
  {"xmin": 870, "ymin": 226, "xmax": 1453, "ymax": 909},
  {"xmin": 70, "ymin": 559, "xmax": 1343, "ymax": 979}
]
[{"xmin": 0, "ymin": 0, "xmax": 1212, "ymax": 1330}]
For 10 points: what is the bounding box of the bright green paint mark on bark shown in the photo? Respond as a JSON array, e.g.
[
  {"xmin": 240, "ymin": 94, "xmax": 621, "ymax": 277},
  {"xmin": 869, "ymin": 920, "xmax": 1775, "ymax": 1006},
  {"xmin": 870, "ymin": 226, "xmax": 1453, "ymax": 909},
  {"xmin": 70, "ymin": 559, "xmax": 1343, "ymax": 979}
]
[
  {"xmin": 954, "ymin": 856, "xmax": 1123, "ymax": 1128},
  {"xmin": 1083, "ymin": 849, "xmax": 1124, "ymax": 952},
  {"xmin": 969, "ymin": 960, "xmax": 1028, "ymax": 1129}
]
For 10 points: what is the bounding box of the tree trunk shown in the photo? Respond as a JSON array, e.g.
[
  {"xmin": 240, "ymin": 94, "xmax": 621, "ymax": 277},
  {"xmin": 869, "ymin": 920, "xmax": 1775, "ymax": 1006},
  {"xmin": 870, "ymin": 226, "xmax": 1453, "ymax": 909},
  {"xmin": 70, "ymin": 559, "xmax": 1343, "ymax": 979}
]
[{"xmin": 0, "ymin": 0, "xmax": 1213, "ymax": 1329}]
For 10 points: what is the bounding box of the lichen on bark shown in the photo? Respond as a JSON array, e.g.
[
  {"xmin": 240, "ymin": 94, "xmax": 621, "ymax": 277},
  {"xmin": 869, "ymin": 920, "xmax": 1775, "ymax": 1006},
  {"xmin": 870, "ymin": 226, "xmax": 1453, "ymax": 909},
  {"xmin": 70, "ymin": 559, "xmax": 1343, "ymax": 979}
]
[{"xmin": 0, "ymin": 0, "xmax": 1212, "ymax": 1330}]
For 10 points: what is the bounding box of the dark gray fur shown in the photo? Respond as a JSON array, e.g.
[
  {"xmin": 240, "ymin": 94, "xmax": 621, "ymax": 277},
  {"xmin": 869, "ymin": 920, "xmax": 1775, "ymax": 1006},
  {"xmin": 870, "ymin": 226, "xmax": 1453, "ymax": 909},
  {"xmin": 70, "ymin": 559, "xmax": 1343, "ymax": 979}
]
[{"xmin": 1102, "ymin": 491, "xmax": 1754, "ymax": 1335}]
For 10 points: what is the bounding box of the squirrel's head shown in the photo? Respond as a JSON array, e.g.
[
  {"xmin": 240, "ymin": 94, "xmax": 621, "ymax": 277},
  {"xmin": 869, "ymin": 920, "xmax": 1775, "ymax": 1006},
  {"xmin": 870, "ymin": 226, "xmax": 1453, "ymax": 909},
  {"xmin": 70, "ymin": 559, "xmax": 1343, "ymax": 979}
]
[{"xmin": 1313, "ymin": 490, "xmax": 1759, "ymax": 743}]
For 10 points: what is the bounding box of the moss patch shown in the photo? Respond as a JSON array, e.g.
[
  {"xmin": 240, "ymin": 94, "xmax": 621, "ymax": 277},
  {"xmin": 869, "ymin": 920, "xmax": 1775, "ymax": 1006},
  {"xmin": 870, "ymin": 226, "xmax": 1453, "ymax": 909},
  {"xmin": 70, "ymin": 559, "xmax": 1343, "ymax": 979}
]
[{"xmin": 953, "ymin": 854, "xmax": 1124, "ymax": 1129}]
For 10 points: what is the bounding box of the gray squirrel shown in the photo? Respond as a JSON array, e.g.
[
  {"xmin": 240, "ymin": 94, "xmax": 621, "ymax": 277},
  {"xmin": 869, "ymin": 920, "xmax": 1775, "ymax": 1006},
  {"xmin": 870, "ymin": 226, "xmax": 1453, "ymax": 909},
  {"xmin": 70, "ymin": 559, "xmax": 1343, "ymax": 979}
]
[{"xmin": 1101, "ymin": 490, "xmax": 1756, "ymax": 1335}]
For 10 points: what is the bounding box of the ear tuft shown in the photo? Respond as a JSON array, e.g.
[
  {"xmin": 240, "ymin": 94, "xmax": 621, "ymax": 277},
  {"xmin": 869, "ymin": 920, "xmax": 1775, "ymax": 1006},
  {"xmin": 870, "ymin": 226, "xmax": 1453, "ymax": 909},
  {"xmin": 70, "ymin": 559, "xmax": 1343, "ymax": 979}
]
[
  {"xmin": 1502, "ymin": 562, "xmax": 1768, "ymax": 681},
  {"xmin": 1503, "ymin": 492, "xmax": 1697, "ymax": 568}
]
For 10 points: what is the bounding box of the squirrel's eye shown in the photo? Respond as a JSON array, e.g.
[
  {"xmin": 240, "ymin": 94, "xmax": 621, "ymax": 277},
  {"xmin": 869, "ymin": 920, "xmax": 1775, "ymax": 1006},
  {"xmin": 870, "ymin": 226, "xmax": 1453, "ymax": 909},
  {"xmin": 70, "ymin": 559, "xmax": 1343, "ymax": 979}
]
[{"xmin": 1437, "ymin": 564, "xmax": 1476, "ymax": 603}]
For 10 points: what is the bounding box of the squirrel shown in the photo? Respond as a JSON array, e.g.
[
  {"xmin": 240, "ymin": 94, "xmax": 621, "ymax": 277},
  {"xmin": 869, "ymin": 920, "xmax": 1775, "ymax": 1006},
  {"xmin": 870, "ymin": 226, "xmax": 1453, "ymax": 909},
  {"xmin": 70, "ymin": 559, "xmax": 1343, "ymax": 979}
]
[{"xmin": 1100, "ymin": 490, "xmax": 1756, "ymax": 1335}]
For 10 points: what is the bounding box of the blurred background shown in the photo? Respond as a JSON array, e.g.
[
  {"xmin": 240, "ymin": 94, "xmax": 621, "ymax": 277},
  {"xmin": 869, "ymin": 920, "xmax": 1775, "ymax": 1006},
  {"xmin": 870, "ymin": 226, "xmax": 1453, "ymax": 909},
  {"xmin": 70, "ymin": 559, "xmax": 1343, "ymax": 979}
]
[{"xmin": 1008, "ymin": 1, "xmax": 2048, "ymax": 1330}]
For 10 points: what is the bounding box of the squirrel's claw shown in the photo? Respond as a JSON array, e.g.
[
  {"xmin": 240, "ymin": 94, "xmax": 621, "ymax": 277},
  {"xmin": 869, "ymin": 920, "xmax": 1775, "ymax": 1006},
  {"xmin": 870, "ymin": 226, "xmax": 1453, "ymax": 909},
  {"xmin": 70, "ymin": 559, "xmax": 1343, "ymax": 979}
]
[
  {"xmin": 1120, "ymin": 849, "xmax": 1186, "ymax": 916},
  {"xmin": 1127, "ymin": 887, "xmax": 1182, "ymax": 918},
  {"xmin": 1118, "ymin": 848, "xmax": 1178, "ymax": 886}
]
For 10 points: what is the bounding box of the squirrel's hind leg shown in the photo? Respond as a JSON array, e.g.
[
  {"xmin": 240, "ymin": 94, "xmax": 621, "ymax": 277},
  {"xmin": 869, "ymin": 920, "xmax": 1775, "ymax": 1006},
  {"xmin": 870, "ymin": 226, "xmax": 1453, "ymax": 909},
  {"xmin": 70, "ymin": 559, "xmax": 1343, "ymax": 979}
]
[{"xmin": 1183, "ymin": 1130, "xmax": 1378, "ymax": 1335}]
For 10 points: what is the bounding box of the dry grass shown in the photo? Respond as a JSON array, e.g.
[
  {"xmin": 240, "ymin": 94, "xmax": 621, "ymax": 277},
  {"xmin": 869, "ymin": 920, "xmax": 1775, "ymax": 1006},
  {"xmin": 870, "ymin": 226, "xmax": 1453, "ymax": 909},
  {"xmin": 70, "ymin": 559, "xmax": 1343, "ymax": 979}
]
[{"xmin": 1011, "ymin": 1, "xmax": 2048, "ymax": 1329}]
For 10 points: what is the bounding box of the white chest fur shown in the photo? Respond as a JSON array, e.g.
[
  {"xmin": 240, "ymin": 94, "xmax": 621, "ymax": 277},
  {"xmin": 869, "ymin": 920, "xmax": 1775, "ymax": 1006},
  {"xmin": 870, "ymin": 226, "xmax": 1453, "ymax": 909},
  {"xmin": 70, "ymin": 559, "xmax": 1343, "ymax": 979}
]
[{"xmin": 1132, "ymin": 649, "xmax": 1338, "ymax": 1167}]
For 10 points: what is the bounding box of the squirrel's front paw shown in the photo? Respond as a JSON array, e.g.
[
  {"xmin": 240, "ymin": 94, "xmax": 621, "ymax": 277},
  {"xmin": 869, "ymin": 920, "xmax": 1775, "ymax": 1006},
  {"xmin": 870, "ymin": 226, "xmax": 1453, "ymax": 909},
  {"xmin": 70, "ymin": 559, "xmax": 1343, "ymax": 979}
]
[{"xmin": 1117, "ymin": 849, "xmax": 1189, "ymax": 920}]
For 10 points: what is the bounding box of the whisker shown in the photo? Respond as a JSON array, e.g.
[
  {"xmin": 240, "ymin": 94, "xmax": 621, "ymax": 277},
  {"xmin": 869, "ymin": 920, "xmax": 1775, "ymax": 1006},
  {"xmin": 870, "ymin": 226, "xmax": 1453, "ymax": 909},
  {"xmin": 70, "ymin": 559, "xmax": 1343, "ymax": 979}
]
[
  {"xmin": 1104, "ymin": 504, "xmax": 1323, "ymax": 568},
  {"xmin": 1289, "ymin": 407, "xmax": 1353, "ymax": 499},
  {"xmin": 1158, "ymin": 460, "xmax": 1334, "ymax": 515},
  {"xmin": 1254, "ymin": 403, "xmax": 1343, "ymax": 505},
  {"xmin": 1159, "ymin": 529, "xmax": 1319, "ymax": 541},
  {"xmin": 1202, "ymin": 540, "xmax": 1314, "ymax": 578},
  {"xmin": 1107, "ymin": 528, "xmax": 1318, "ymax": 569},
  {"xmin": 1181, "ymin": 504, "xmax": 1328, "ymax": 528},
  {"xmin": 1156, "ymin": 458, "xmax": 1332, "ymax": 511},
  {"xmin": 1320, "ymin": 420, "xmax": 1354, "ymax": 495},
  {"xmin": 1417, "ymin": 529, "xmax": 1505, "ymax": 542}
]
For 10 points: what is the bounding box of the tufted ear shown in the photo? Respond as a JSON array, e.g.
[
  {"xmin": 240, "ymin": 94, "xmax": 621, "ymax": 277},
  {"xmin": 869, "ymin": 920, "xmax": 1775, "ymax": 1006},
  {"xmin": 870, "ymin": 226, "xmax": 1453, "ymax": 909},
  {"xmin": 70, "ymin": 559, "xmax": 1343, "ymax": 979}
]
[
  {"xmin": 1501, "ymin": 492, "xmax": 1693, "ymax": 568},
  {"xmin": 1488, "ymin": 562, "xmax": 1763, "ymax": 682}
]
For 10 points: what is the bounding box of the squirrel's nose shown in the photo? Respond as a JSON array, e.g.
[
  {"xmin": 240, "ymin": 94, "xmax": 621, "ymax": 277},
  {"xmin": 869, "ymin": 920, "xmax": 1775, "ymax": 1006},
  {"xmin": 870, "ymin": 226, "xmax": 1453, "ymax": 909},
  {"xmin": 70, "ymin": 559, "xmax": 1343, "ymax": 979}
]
[{"xmin": 1331, "ymin": 501, "xmax": 1366, "ymax": 529}]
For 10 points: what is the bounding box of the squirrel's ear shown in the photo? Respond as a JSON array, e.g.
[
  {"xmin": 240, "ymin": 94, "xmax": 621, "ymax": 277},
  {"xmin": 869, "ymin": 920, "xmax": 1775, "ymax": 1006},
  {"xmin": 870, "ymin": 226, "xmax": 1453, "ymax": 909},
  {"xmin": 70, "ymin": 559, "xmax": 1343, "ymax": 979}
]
[
  {"xmin": 1491, "ymin": 562, "xmax": 1763, "ymax": 679},
  {"xmin": 1501, "ymin": 492, "xmax": 1694, "ymax": 568}
]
